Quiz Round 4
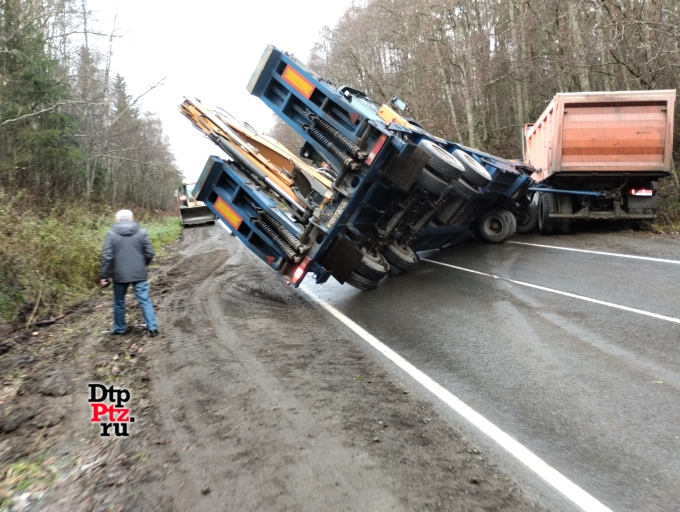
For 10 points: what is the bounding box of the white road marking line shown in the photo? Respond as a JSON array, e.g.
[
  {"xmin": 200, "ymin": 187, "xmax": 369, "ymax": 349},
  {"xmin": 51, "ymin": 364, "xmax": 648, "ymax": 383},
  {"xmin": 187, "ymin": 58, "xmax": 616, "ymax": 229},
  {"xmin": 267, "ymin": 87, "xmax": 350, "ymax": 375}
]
[
  {"xmin": 217, "ymin": 219, "xmax": 233, "ymax": 234},
  {"xmin": 299, "ymin": 286, "xmax": 613, "ymax": 512},
  {"xmin": 508, "ymin": 241, "xmax": 680, "ymax": 265},
  {"xmin": 421, "ymin": 258, "xmax": 680, "ymax": 325}
]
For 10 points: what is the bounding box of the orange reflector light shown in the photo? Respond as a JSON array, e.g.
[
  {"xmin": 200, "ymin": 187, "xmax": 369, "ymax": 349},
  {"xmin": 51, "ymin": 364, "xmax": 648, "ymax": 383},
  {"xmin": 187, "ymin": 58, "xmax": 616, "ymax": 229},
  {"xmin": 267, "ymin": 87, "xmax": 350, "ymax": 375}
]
[
  {"xmin": 214, "ymin": 197, "xmax": 243, "ymax": 230},
  {"xmin": 365, "ymin": 134, "xmax": 388, "ymax": 166},
  {"xmin": 630, "ymin": 188, "xmax": 653, "ymax": 196},
  {"xmin": 292, "ymin": 256, "xmax": 312, "ymax": 284},
  {"xmin": 281, "ymin": 65, "xmax": 315, "ymax": 99}
]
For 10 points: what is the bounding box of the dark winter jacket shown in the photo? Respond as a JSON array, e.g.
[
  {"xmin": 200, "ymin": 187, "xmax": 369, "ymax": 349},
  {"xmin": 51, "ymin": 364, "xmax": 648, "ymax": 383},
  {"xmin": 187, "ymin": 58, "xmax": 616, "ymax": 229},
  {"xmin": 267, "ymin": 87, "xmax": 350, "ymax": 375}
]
[{"xmin": 100, "ymin": 221, "xmax": 154, "ymax": 283}]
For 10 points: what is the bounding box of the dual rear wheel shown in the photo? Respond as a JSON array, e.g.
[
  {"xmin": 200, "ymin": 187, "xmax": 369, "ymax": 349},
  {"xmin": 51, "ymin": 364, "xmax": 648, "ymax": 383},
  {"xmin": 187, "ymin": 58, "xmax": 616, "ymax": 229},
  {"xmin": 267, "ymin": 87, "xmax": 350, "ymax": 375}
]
[
  {"xmin": 538, "ymin": 193, "xmax": 573, "ymax": 235},
  {"xmin": 416, "ymin": 141, "xmax": 491, "ymax": 200},
  {"xmin": 476, "ymin": 209, "xmax": 516, "ymax": 243},
  {"xmin": 345, "ymin": 242, "xmax": 417, "ymax": 290}
]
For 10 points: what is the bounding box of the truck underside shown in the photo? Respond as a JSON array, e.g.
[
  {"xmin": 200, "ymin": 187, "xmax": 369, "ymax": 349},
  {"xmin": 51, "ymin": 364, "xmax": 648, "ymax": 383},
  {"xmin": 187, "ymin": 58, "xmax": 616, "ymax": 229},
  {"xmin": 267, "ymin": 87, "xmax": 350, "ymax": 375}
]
[
  {"xmin": 532, "ymin": 174, "xmax": 663, "ymax": 235},
  {"xmin": 183, "ymin": 45, "xmax": 535, "ymax": 289}
]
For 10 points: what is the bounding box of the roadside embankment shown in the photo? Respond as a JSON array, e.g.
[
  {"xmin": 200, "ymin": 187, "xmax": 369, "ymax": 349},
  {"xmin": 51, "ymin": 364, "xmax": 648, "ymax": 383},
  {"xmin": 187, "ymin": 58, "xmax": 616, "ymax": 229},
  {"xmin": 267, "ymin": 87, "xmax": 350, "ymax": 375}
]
[{"xmin": 0, "ymin": 190, "xmax": 181, "ymax": 326}]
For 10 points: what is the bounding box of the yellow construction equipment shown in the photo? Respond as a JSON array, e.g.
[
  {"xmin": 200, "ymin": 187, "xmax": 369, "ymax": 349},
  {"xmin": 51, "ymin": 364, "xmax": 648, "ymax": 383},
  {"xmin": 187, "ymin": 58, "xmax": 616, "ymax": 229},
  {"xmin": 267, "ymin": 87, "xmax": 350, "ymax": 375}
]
[{"xmin": 178, "ymin": 181, "xmax": 216, "ymax": 226}]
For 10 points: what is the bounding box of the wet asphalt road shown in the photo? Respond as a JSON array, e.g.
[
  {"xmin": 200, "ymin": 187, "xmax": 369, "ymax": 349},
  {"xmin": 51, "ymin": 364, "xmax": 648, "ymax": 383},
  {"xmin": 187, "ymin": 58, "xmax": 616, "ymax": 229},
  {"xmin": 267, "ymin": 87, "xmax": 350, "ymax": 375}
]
[{"xmin": 304, "ymin": 232, "xmax": 680, "ymax": 512}]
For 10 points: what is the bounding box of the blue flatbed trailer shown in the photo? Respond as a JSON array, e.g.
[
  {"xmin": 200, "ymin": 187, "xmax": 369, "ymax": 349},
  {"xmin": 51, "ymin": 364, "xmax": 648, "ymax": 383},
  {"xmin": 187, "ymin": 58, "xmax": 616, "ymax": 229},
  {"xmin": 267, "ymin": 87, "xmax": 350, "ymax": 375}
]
[{"xmin": 191, "ymin": 45, "xmax": 535, "ymax": 290}]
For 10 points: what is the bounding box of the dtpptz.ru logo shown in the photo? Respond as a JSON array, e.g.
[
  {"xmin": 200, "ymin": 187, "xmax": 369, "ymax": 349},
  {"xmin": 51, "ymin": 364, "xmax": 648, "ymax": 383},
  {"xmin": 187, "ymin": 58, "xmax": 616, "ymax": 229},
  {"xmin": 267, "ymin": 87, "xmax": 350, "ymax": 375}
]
[{"xmin": 88, "ymin": 383, "xmax": 135, "ymax": 437}]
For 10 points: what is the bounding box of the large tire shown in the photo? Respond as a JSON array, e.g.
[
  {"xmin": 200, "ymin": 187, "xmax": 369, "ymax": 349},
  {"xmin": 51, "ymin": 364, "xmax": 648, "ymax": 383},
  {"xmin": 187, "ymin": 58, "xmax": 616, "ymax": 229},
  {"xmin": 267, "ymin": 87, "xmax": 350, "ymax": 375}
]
[
  {"xmin": 416, "ymin": 167, "xmax": 450, "ymax": 196},
  {"xmin": 538, "ymin": 192, "xmax": 558, "ymax": 235},
  {"xmin": 382, "ymin": 242, "xmax": 416, "ymax": 275},
  {"xmin": 477, "ymin": 209, "xmax": 512, "ymax": 243},
  {"xmin": 557, "ymin": 194, "xmax": 573, "ymax": 234},
  {"xmin": 346, "ymin": 271, "xmax": 380, "ymax": 291},
  {"xmin": 418, "ymin": 140, "xmax": 464, "ymax": 181},
  {"xmin": 452, "ymin": 150, "xmax": 492, "ymax": 188},
  {"xmin": 500, "ymin": 209, "xmax": 517, "ymax": 236},
  {"xmin": 515, "ymin": 205, "xmax": 539, "ymax": 233},
  {"xmin": 355, "ymin": 248, "xmax": 390, "ymax": 280},
  {"xmin": 451, "ymin": 178, "xmax": 480, "ymax": 201}
]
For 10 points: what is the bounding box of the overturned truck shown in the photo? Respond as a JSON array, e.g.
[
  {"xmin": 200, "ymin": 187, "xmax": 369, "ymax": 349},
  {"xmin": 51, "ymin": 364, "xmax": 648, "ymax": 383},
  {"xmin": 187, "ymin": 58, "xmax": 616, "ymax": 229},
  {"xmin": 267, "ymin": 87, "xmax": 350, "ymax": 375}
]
[{"xmin": 181, "ymin": 45, "xmax": 534, "ymax": 290}]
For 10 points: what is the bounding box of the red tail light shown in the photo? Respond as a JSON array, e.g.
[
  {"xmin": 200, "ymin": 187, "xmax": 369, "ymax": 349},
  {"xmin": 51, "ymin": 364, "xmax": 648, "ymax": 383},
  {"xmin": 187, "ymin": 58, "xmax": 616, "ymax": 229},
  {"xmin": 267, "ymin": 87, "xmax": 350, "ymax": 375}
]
[
  {"xmin": 292, "ymin": 257, "xmax": 312, "ymax": 284},
  {"xmin": 629, "ymin": 188, "xmax": 653, "ymax": 196},
  {"xmin": 365, "ymin": 134, "xmax": 388, "ymax": 166}
]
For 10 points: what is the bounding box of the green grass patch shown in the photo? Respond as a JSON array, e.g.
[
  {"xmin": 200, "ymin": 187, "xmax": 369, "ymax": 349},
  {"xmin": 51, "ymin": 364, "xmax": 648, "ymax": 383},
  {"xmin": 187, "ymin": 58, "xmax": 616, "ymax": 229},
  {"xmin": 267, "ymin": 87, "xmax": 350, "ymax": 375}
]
[
  {"xmin": 0, "ymin": 189, "xmax": 182, "ymax": 325},
  {"xmin": 1, "ymin": 460, "xmax": 55, "ymax": 500}
]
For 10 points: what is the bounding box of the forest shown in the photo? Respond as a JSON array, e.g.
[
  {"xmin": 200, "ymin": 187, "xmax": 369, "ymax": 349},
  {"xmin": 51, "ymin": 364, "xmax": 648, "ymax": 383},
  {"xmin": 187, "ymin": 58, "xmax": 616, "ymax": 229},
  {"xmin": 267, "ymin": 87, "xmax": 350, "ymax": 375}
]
[
  {"xmin": 272, "ymin": 0, "xmax": 680, "ymax": 187},
  {"xmin": 0, "ymin": 0, "xmax": 180, "ymax": 209},
  {"xmin": 0, "ymin": 0, "xmax": 181, "ymax": 322}
]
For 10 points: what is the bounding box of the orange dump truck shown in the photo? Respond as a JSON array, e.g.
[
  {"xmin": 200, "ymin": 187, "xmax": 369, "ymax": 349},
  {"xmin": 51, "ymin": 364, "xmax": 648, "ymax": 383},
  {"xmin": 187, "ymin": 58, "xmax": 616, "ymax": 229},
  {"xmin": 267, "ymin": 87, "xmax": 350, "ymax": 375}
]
[{"xmin": 523, "ymin": 90, "xmax": 676, "ymax": 234}]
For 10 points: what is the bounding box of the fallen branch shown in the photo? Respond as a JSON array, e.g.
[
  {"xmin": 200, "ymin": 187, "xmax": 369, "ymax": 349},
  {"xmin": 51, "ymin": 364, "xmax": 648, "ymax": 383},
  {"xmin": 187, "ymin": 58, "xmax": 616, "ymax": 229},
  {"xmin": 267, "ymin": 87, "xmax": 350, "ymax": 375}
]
[{"xmin": 30, "ymin": 310, "xmax": 76, "ymax": 328}]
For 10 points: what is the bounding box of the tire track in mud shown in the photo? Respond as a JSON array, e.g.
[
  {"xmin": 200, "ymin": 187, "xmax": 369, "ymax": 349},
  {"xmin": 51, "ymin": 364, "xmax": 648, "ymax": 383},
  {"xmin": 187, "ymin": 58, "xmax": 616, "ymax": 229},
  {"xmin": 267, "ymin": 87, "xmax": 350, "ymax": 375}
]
[{"xmin": 135, "ymin": 225, "xmax": 553, "ymax": 511}]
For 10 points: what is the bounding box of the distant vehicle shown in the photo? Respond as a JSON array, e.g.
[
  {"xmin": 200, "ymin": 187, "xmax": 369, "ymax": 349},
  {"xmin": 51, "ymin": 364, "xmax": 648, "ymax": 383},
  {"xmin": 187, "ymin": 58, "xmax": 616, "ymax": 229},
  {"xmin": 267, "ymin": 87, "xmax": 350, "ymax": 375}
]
[
  {"xmin": 177, "ymin": 181, "xmax": 216, "ymax": 227},
  {"xmin": 180, "ymin": 45, "xmax": 534, "ymax": 290},
  {"xmin": 523, "ymin": 90, "xmax": 676, "ymax": 234}
]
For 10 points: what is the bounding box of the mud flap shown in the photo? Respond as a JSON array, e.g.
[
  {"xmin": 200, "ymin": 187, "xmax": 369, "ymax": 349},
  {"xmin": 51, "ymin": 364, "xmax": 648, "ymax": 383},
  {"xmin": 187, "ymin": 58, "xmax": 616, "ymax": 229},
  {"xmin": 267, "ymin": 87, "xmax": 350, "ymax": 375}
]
[
  {"xmin": 381, "ymin": 142, "xmax": 430, "ymax": 191},
  {"xmin": 318, "ymin": 236, "xmax": 363, "ymax": 284}
]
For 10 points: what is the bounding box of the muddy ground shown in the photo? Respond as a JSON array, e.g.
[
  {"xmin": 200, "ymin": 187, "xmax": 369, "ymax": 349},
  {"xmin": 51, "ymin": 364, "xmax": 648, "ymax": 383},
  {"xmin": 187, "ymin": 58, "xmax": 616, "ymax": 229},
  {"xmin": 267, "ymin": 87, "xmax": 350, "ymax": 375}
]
[{"xmin": 0, "ymin": 224, "xmax": 561, "ymax": 511}]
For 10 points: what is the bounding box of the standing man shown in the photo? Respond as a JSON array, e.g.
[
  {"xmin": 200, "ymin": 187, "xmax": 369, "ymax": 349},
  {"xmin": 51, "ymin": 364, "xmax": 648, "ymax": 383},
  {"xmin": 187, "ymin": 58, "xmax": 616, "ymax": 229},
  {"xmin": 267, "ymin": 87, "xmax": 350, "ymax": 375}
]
[{"xmin": 100, "ymin": 210, "xmax": 159, "ymax": 337}]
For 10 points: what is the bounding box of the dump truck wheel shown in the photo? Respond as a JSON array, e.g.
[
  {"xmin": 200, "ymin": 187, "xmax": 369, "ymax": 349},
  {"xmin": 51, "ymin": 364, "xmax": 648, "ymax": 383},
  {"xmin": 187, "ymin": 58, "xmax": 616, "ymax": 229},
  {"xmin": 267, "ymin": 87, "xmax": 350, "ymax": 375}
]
[
  {"xmin": 355, "ymin": 248, "xmax": 390, "ymax": 281},
  {"xmin": 515, "ymin": 205, "xmax": 538, "ymax": 233},
  {"xmin": 557, "ymin": 194, "xmax": 573, "ymax": 234},
  {"xmin": 346, "ymin": 271, "xmax": 380, "ymax": 291},
  {"xmin": 418, "ymin": 140, "xmax": 464, "ymax": 181},
  {"xmin": 452, "ymin": 150, "xmax": 492, "ymax": 188},
  {"xmin": 500, "ymin": 209, "xmax": 517, "ymax": 236},
  {"xmin": 538, "ymin": 193, "xmax": 558, "ymax": 235},
  {"xmin": 383, "ymin": 242, "xmax": 416, "ymax": 273},
  {"xmin": 416, "ymin": 167, "xmax": 450, "ymax": 196},
  {"xmin": 477, "ymin": 209, "xmax": 512, "ymax": 243},
  {"xmin": 451, "ymin": 178, "xmax": 480, "ymax": 201}
]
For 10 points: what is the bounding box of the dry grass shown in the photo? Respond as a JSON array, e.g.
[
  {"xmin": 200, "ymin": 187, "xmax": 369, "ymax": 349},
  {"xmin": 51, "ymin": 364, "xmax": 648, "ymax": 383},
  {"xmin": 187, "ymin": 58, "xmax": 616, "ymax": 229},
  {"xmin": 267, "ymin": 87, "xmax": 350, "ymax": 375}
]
[{"xmin": 0, "ymin": 189, "xmax": 181, "ymax": 325}]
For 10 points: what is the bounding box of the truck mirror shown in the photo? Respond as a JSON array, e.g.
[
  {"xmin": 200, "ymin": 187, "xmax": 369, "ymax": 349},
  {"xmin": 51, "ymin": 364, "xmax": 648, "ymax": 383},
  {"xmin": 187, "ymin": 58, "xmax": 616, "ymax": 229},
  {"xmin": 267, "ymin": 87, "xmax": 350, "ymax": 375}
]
[{"xmin": 391, "ymin": 96, "xmax": 407, "ymax": 111}]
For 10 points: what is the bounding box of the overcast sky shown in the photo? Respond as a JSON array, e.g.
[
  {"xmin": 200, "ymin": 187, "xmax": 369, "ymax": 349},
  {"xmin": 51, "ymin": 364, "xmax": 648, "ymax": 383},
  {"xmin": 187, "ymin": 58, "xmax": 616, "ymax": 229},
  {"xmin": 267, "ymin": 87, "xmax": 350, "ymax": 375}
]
[{"xmin": 87, "ymin": 0, "xmax": 355, "ymax": 181}]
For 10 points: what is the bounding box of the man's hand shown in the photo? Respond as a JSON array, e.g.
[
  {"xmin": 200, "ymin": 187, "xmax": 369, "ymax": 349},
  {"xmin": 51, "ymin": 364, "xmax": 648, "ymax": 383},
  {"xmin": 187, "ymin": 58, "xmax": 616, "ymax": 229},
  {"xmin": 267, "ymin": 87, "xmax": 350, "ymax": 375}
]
[{"xmin": 100, "ymin": 278, "xmax": 110, "ymax": 287}]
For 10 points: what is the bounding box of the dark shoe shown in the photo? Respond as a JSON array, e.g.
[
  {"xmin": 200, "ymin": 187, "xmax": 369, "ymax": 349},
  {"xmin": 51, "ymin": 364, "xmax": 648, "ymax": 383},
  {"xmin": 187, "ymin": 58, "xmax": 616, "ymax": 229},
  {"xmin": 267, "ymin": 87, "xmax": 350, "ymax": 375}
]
[
  {"xmin": 110, "ymin": 329, "xmax": 129, "ymax": 336},
  {"xmin": 147, "ymin": 330, "xmax": 159, "ymax": 337}
]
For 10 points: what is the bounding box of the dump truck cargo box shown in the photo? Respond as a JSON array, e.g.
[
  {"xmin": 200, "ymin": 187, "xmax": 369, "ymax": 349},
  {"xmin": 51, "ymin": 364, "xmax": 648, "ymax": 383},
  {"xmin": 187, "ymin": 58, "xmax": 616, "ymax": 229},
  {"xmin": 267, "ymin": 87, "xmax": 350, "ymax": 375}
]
[{"xmin": 524, "ymin": 90, "xmax": 676, "ymax": 181}]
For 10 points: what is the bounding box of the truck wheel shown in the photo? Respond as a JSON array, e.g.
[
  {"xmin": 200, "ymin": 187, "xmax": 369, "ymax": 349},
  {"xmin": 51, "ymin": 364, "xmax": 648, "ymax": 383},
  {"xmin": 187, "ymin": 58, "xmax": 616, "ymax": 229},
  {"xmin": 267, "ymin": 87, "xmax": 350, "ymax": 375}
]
[
  {"xmin": 477, "ymin": 209, "xmax": 511, "ymax": 243},
  {"xmin": 416, "ymin": 168, "xmax": 450, "ymax": 196},
  {"xmin": 355, "ymin": 248, "xmax": 390, "ymax": 281},
  {"xmin": 451, "ymin": 178, "xmax": 480, "ymax": 201},
  {"xmin": 538, "ymin": 193, "xmax": 558, "ymax": 235},
  {"xmin": 382, "ymin": 242, "xmax": 416, "ymax": 275},
  {"xmin": 500, "ymin": 209, "xmax": 516, "ymax": 236},
  {"xmin": 452, "ymin": 150, "xmax": 492, "ymax": 188},
  {"xmin": 515, "ymin": 205, "xmax": 538, "ymax": 233},
  {"xmin": 418, "ymin": 140, "xmax": 464, "ymax": 181},
  {"xmin": 346, "ymin": 271, "xmax": 380, "ymax": 291},
  {"xmin": 557, "ymin": 194, "xmax": 573, "ymax": 234}
]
